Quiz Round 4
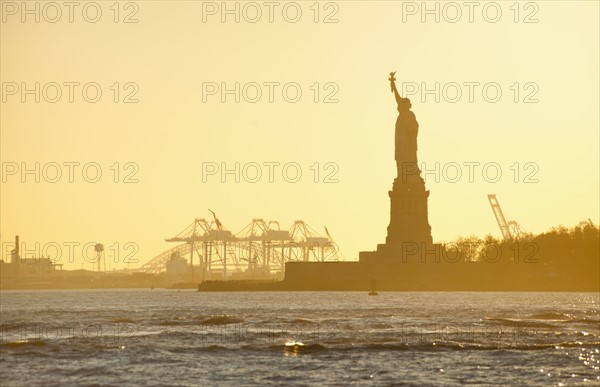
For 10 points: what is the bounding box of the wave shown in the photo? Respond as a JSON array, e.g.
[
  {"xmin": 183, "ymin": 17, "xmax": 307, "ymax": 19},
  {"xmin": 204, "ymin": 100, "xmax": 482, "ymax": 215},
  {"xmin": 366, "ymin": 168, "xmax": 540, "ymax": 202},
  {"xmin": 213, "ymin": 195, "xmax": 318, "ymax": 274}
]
[
  {"xmin": 202, "ymin": 315, "xmax": 244, "ymax": 325},
  {"xmin": 359, "ymin": 341, "xmax": 600, "ymax": 352},
  {"xmin": 169, "ymin": 344, "xmax": 230, "ymax": 353},
  {"xmin": 281, "ymin": 342, "xmax": 327, "ymax": 354},
  {"xmin": 0, "ymin": 339, "xmax": 48, "ymax": 348},
  {"xmin": 111, "ymin": 318, "xmax": 135, "ymax": 323},
  {"xmin": 2, "ymin": 334, "xmax": 598, "ymax": 355},
  {"xmin": 153, "ymin": 315, "xmax": 245, "ymax": 326},
  {"xmin": 571, "ymin": 318, "xmax": 600, "ymax": 325},
  {"xmin": 528, "ymin": 312, "xmax": 575, "ymax": 320},
  {"xmin": 279, "ymin": 318, "xmax": 315, "ymax": 325},
  {"xmin": 170, "ymin": 340, "xmax": 600, "ymax": 354},
  {"xmin": 484, "ymin": 317, "xmax": 563, "ymax": 329},
  {"xmin": 157, "ymin": 320, "xmax": 190, "ymax": 327}
]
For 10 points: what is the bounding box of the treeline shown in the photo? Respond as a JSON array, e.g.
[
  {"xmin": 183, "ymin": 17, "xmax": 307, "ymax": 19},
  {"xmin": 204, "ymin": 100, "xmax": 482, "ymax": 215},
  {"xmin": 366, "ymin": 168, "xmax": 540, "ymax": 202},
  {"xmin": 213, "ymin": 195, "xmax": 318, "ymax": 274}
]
[{"xmin": 446, "ymin": 220, "xmax": 599, "ymax": 289}]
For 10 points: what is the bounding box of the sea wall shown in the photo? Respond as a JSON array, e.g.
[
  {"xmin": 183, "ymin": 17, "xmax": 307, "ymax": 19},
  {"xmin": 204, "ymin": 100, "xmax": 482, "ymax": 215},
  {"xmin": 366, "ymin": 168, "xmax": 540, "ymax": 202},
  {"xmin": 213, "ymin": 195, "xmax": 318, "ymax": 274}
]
[{"xmin": 282, "ymin": 260, "xmax": 600, "ymax": 292}]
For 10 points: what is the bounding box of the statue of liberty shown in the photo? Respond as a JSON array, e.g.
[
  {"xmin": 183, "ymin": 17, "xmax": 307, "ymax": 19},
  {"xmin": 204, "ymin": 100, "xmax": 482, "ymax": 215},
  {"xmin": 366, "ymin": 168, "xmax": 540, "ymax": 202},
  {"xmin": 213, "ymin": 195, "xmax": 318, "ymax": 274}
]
[{"xmin": 389, "ymin": 72, "xmax": 419, "ymax": 183}]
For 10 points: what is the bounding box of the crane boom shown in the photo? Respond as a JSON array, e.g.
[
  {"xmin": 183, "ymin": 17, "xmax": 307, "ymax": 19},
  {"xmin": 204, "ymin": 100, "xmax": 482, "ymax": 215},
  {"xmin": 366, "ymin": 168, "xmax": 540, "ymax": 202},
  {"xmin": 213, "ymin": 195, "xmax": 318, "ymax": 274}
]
[
  {"xmin": 208, "ymin": 208, "xmax": 223, "ymax": 231},
  {"xmin": 487, "ymin": 194, "xmax": 513, "ymax": 239}
]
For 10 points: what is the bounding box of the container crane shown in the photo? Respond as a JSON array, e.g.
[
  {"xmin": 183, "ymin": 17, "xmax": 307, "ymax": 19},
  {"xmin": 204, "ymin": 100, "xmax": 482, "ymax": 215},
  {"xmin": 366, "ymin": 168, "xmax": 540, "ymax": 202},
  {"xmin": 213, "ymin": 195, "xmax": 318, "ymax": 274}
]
[{"xmin": 487, "ymin": 194, "xmax": 523, "ymax": 240}]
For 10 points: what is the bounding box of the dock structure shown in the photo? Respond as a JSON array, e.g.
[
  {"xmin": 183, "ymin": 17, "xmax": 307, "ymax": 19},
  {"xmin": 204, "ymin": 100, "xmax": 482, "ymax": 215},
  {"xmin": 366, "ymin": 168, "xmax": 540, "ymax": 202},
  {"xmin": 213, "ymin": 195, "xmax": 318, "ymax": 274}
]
[{"xmin": 138, "ymin": 216, "xmax": 339, "ymax": 281}]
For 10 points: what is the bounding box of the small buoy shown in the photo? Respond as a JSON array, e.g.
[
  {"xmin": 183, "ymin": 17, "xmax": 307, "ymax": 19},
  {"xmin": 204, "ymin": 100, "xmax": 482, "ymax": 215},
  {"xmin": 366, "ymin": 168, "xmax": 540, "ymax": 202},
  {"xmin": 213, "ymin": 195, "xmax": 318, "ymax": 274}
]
[{"xmin": 368, "ymin": 279, "xmax": 377, "ymax": 295}]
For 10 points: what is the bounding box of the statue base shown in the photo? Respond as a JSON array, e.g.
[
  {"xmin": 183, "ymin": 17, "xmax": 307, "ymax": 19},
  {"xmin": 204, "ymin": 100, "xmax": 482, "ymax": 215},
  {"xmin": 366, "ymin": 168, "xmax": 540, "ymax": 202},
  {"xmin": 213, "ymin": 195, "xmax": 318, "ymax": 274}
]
[
  {"xmin": 359, "ymin": 173, "xmax": 434, "ymax": 262},
  {"xmin": 386, "ymin": 175, "xmax": 433, "ymax": 245}
]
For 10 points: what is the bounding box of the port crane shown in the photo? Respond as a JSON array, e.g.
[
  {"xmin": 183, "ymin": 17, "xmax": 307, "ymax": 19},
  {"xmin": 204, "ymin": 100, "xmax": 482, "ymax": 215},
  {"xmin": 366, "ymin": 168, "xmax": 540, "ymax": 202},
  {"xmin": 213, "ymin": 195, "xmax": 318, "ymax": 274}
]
[
  {"xmin": 487, "ymin": 194, "xmax": 523, "ymax": 240},
  {"xmin": 141, "ymin": 215, "xmax": 340, "ymax": 278},
  {"xmin": 164, "ymin": 215, "xmax": 234, "ymax": 281},
  {"xmin": 208, "ymin": 208, "xmax": 223, "ymax": 231}
]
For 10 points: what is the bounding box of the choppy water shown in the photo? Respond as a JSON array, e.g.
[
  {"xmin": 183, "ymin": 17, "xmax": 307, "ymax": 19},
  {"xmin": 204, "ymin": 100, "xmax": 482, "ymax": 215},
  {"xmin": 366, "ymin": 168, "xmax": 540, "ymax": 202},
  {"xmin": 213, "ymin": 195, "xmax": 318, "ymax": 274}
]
[{"xmin": 0, "ymin": 290, "xmax": 598, "ymax": 386}]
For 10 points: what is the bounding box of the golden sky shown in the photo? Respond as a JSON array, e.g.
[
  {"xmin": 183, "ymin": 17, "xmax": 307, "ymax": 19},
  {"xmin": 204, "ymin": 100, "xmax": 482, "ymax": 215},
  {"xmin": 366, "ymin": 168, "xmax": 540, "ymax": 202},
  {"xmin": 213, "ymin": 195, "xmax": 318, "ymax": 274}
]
[{"xmin": 1, "ymin": 1, "xmax": 598, "ymax": 269}]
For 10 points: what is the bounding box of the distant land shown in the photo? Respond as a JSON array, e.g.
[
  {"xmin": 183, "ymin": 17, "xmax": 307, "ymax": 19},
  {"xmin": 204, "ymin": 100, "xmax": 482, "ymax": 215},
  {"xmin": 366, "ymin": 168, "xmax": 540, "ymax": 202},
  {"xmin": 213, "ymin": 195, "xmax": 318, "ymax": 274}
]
[{"xmin": 1, "ymin": 221, "xmax": 597, "ymax": 292}]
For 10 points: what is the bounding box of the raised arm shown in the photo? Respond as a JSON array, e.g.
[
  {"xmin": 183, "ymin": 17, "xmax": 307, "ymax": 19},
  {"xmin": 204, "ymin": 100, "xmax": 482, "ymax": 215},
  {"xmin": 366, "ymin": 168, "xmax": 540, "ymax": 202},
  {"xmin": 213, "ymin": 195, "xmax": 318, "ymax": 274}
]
[{"xmin": 389, "ymin": 71, "xmax": 402, "ymax": 107}]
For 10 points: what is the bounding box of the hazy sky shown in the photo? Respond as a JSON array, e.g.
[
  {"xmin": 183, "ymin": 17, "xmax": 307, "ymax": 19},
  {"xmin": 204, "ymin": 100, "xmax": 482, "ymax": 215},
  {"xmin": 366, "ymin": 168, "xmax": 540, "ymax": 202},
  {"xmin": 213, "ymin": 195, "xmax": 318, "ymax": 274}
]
[{"xmin": 1, "ymin": 1, "xmax": 598, "ymax": 270}]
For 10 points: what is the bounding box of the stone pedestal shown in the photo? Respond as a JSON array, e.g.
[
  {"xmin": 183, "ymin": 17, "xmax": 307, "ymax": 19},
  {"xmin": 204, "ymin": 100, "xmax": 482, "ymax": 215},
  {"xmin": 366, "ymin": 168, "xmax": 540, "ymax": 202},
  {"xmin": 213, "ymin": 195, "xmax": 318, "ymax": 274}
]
[
  {"xmin": 359, "ymin": 166, "xmax": 433, "ymax": 262},
  {"xmin": 386, "ymin": 175, "xmax": 432, "ymax": 246}
]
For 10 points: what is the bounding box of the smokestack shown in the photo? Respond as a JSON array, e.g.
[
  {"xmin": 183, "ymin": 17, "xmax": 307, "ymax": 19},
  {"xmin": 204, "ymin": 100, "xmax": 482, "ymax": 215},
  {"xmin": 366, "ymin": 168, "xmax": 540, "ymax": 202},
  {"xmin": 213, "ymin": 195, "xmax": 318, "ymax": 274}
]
[{"xmin": 14, "ymin": 235, "xmax": 19, "ymax": 264}]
